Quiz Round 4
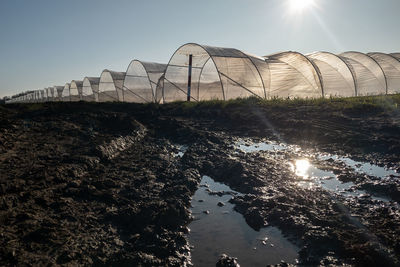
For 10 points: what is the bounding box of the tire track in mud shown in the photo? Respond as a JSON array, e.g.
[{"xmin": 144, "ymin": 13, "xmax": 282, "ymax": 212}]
[{"xmin": 1, "ymin": 101, "xmax": 400, "ymax": 266}]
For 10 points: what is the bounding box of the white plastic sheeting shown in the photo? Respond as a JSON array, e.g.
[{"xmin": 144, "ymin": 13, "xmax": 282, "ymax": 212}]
[
  {"xmin": 98, "ymin": 70, "xmax": 125, "ymax": 102},
  {"xmin": 265, "ymin": 51, "xmax": 322, "ymax": 98},
  {"xmin": 54, "ymin": 86, "xmax": 64, "ymax": 101},
  {"xmin": 82, "ymin": 77, "xmax": 99, "ymax": 101},
  {"xmin": 123, "ymin": 60, "xmax": 167, "ymax": 103},
  {"xmin": 307, "ymin": 52, "xmax": 356, "ymax": 97},
  {"xmin": 6, "ymin": 44, "xmax": 400, "ymax": 104},
  {"xmin": 62, "ymin": 83, "xmax": 71, "ymax": 101},
  {"xmin": 160, "ymin": 43, "xmax": 269, "ymax": 103},
  {"xmin": 368, "ymin": 53, "xmax": 400, "ymax": 94},
  {"xmin": 70, "ymin": 81, "xmax": 83, "ymax": 102},
  {"xmin": 339, "ymin": 52, "xmax": 387, "ymax": 96}
]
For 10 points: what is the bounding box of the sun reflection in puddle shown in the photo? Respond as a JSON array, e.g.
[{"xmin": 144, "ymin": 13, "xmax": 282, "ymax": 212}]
[
  {"xmin": 290, "ymin": 159, "xmax": 315, "ymax": 189},
  {"xmin": 295, "ymin": 159, "xmax": 311, "ymax": 178},
  {"xmin": 289, "ymin": 159, "xmax": 311, "ymax": 178}
]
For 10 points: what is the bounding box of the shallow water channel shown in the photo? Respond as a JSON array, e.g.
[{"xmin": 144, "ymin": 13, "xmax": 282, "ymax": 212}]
[{"xmin": 188, "ymin": 176, "xmax": 299, "ymax": 267}]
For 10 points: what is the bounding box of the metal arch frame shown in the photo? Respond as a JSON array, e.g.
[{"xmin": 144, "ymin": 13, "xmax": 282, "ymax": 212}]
[
  {"xmin": 70, "ymin": 80, "xmax": 83, "ymax": 101},
  {"xmin": 266, "ymin": 51, "xmax": 325, "ymax": 97},
  {"xmin": 307, "ymin": 51, "xmax": 358, "ymax": 96},
  {"xmin": 62, "ymin": 83, "xmax": 71, "ymax": 102},
  {"xmin": 211, "ymin": 48, "xmax": 267, "ymax": 100},
  {"xmin": 123, "ymin": 59, "xmax": 163, "ymax": 103},
  {"xmin": 368, "ymin": 52, "xmax": 400, "ymax": 72},
  {"xmin": 162, "ymin": 43, "xmax": 267, "ymax": 102},
  {"xmin": 241, "ymin": 54, "xmax": 268, "ymax": 99},
  {"xmin": 82, "ymin": 78, "xmax": 94, "ymax": 100},
  {"xmin": 340, "ymin": 51, "xmax": 388, "ymax": 95},
  {"xmin": 368, "ymin": 52, "xmax": 400, "ymax": 94},
  {"xmin": 389, "ymin": 53, "xmax": 400, "ymax": 62},
  {"xmin": 163, "ymin": 43, "xmax": 225, "ymax": 102},
  {"xmin": 83, "ymin": 77, "xmax": 99, "ymax": 101},
  {"xmin": 99, "ymin": 70, "xmax": 125, "ymax": 102}
]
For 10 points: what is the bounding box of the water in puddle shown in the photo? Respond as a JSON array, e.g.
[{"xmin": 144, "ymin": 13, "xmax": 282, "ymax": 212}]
[
  {"xmin": 188, "ymin": 176, "xmax": 299, "ymax": 267},
  {"xmin": 235, "ymin": 138, "xmax": 397, "ymax": 202},
  {"xmin": 174, "ymin": 144, "xmax": 188, "ymax": 157},
  {"xmin": 236, "ymin": 140, "xmax": 287, "ymax": 153},
  {"xmin": 320, "ymin": 154, "xmax": 398, "ymax": 178},
  {"xmin": 290, "ymin": 159, "xmax": 390, "ymax": 202}
]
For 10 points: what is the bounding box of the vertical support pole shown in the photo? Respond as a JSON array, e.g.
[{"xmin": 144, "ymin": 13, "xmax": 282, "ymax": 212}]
[{"xmin": 187, "ymin": 54, "xmax": 193, "ymax": 101}]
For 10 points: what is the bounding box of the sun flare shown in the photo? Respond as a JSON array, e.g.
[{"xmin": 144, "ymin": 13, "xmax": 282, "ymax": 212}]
[{"xmin": 289, "ymin": 0, "xmax": 315, "ymax": 13}]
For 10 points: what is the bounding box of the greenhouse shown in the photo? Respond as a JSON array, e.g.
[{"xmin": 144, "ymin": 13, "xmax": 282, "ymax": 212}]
[
  {"xmin": 98, "ymin": 70, "xmax": 125, "ymax": 102},
  {"xmin": 70, "ymin": 80, "xmax": 83, "ymax": 102},
  {"xmin": 123, "ymin": 60, "xmax": 167, "ymax": 103},
  {"xmin": 368, "ymin": 53, "xmax": 400, "ymax": 94},
  {"xmin": 49, "ymin": 87, "xmax": 55, "ymax": 101},
  {"xmin": 339, "ymin": 52, "xmax": 387, "ymax": 96},
  {"xmin": 82, "ymin": 77, "xmax": 99, "ymax": 101},
  {"xmin": 5, "ymin": 43, "xmax": 400, "ymax": 104},
  {"xmin": 390, "ymin": 53, "xmax": 400, "ymax": 61},
  {"xmin": 306, "ymin": 52, "xmax": 356, "ymax": 97},
  {"xmin": 55, "ymin": 86, "xmax": 64, "ymax": 102},
  {"xmin": 159, "ymin": 43, "xmax": 269, "ymax": 103},
  {"xmin": 62, "ymin": 83, "xmax": 71, "ymax": 101},
  {"xmin": 265, "ymin": 51, "xmax": 323, "ymax": 98},
  {"xmin": 39, "ymin": 90, "xmax": 45, "ymax": 102}
]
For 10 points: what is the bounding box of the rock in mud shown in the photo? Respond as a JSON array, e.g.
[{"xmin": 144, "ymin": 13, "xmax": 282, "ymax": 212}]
[{"xmin": 216, "ymin": 253, "xmax": 240, "ymax": 267}]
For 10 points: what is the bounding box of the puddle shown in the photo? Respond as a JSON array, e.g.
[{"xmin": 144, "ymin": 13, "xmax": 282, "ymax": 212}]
[
  {"xmin": 188, "ymin": 176, "xmax": 299, "ymax": 267},
  {"xmin": 320, "ymin": 154, "xmax": 398, "ymax": 178},
  {"xmin": 173, "ymin": 144, "xmax": 188, "ymax": 157},
  {"xmin": 290, "ymin": 159, "xmax": 390, "ymax": 202},
  {"xmin": 235, "ymin": 138, "xmax": 397, "ymax": 202},
  {"xmin": 236, "ymin": 139, "xmax": 287, "ymax": 153}
]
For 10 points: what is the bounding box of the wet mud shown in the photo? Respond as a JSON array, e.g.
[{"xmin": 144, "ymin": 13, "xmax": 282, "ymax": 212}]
[{"xmin": 0, "ymin": 98, "xmax": 400, "ymax": 266}]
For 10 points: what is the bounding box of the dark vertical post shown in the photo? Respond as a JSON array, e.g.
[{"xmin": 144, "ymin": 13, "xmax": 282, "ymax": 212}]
[{"xmin": 187, "ymin": 54, "xmax": 193, "ymax": 101}]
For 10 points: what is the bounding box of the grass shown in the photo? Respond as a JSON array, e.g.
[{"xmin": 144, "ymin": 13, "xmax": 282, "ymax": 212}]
[
  {"xmin": 4, "ymin": 94, "xmax": 400, "ymax": 116},
  {"xmin": 160, "ymin": 94, "xmax": 400, "ymax": 114}
]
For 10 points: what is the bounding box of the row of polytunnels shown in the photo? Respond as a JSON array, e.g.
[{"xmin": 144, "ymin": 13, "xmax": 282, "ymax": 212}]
[{"xmin": 7, "ymin": 43, "xmax": 400, "ymax": 104}]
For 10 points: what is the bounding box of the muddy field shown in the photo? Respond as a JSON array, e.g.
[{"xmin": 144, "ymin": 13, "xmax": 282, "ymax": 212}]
[{"xmin": 1, "ymin": 96, "xmax": 400, "ymax": 266}]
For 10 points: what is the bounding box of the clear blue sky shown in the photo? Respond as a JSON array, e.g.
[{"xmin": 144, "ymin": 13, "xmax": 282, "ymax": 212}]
[{"xmin": 1, "ymin": 0, "xmax": 399, "ymax": 98}]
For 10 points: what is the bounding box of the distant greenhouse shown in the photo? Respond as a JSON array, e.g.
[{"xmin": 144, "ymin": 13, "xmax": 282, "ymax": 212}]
[
  {"xmin": 98, "ymin": 70, "xmax": 125, "ymax": 102},
  {"xmin": 82, "ymin": 77, "xmax": 99, "ymax": 101},
  {"xmin": 70, "ymin": 80, "xmax": 83, "ymax": 102},
  {"xmin": 123, "ymin": 60, "xmax": 167, "ymax": 103},
  {"xmin": 5, "ymin": 43, "xmax": 400, "ymax": 104}
]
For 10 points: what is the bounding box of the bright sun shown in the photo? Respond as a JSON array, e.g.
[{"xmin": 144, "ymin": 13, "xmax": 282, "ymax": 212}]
[{"xmin": 289, "ymin": 0, "xmax": 315, "ymax": 13}]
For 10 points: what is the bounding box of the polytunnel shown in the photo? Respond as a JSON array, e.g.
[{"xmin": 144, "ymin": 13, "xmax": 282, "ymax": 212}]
[
  {"xmin": 49, "ymin": 87, "xmax": 55, "ymax": 101},
  {"xmin": 70, "ymin": 80, "xmax": 83, "ymax": 101},
  {"xmin": 39, "ymin": 90, "xmax": 45, "ymax": 102},
  {"xmin": 159, "ymin": 43, "xmax": 269, "ymax": 103},
  {"xmin": 98, "ymin": 70, "xmax": 125, "ymax": 102},
  {"xmin": 35, "ymin": 91, "xmax": 40, "ymax": 102},
  {"xmin": 45, "ymin": 88, "xmax": 50, "ymax": 101},
  {"xmin": 82, "ymin": 77, "xmax": 99, "ymax": 101},
  {"xmin": 391, "ymin": 53, "xmax": 400, "ymax": 61},
  {"xmin": 54, "ymin": 86, "xmax": 64, "ymax": 101},
  {"xmin": 123, "ymin": 60, "xmax": 167, "ymax": 103},
  {"xmin": 264, "ymin": 51, "xmax": 323, "ymax": 98},
  {"xmin": 339, "ymin": 52, "xmax": 387, "ymax": 95},
  {"xmin": 306, "ymin": 52, "xmax": 356, "ymax": 97},
  {"xmin": 368, "ymin": 53, "xmax": 400, "ymax": 94},
  {"xmin": 62, "ymin": 83, "xmax": 71, "ymax": 101}
]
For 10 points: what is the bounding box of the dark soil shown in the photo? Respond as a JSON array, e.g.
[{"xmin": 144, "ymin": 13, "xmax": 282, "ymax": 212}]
[{"xmin": 1, "ymin": 96, "xmax": 400, "ymax": 266}]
